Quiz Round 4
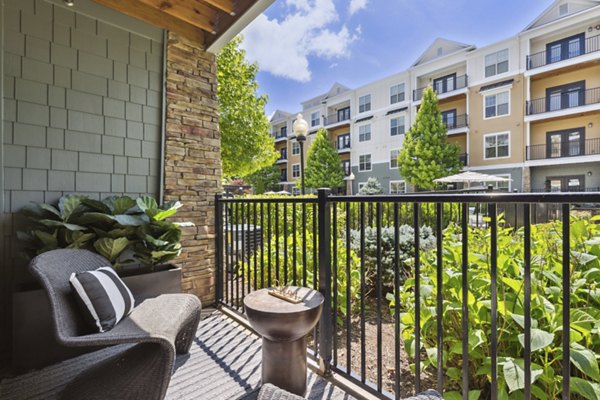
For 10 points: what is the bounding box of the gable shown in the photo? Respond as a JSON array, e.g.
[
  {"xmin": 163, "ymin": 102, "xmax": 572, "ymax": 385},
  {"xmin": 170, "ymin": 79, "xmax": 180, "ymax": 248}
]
[
  {"xmin": 326, "ymin": 83, "xmax": 351, "ymax": 98},
  {"xmin": 270, "ymin": 110, "xmax": 292, "ymax": 123},
  {"xmin": 524, "ymin": 0, "xmax": 600, "ymax": 31},
  {"xmin": 412, "ymin": 38, "xmax": 474, "ymax": 66}
]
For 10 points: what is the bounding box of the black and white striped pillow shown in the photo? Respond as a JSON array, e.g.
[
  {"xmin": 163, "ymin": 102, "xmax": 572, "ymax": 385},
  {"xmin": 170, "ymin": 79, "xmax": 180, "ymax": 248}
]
[{"xmin": 69, "ymin": 267, "xmax": 135, "ymax": 333}]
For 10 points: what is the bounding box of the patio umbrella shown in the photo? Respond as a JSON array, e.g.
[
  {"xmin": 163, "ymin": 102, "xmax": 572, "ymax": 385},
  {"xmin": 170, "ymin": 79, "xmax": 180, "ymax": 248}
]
[
  {"xmin": 434, "ymin": 171, "xmax": 512, "ymax": 188},
  {"xmin": 276, "ymin": 190, "xmax": 291, "ymax": 195}
]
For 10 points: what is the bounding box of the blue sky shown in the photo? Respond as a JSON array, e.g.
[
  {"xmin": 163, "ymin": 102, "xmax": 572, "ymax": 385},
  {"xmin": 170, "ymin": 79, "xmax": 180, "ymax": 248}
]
[{"xmin": 240, "ymin": 0, "xmax": 553, "ymax": 116}]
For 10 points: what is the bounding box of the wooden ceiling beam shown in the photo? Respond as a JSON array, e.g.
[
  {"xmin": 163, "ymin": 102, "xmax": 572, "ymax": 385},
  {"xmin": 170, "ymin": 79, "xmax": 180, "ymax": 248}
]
[
  {"xmin": 93, "ymin": 0, "xmax": 205, "ymax": 44},
  {"xmin": 137, "ymin": 0, "xmax": 219, "ymax": 34},
  {"xmin": 202, "ymin": 0, "xmax": 236, "ymax": 15}
]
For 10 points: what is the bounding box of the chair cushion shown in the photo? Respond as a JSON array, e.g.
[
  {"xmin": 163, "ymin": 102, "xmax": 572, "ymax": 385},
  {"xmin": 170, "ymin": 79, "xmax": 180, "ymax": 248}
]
[{"xmin": 70, "ymin": 267, "xmax": 135, "ymax": 333}]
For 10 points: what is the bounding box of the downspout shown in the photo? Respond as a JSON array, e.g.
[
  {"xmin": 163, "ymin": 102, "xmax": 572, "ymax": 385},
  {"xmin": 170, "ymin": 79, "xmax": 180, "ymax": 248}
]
[
  {"xmin": 0, "ymin": 0, "xmax": 6, "ymax": 269},
  {"xmin": 159, "ymin": 29, "xmax": 167, "ymax": 203}
]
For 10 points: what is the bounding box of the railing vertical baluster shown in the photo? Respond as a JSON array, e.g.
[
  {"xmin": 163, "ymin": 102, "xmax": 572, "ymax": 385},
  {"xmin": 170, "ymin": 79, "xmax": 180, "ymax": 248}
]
[
  {"xmin": 414, "ymin": 202, "xmax": 421, "ymax": 394},
  {"xmin": 223, "ymin": 200, "xmax": 229, "ymax": 306},
  {"xmin": 317, "ymin": 189, "xmax": 333, "ymax": 376},
  {"xmin": 346, "ymin": 201, "xmax": 352, "ymax": 373},
  {"xmin": 524, "ymin": 204, "xmax": 531, "ymax": 400},
  {"xmin": 394, "ymin": 202, "xmax": 401, "ymax": 400},
  {"xmin": 313, "ymin": 203, "xmax": 318, "ymax": 290},
  {"xmin": 253, "ymin": 202, "xmax": 258, "ymax": 290},
  {"xmin": 490, "ymin": 203, "xmax": 498, "ymax": 400},
  {"xmin": 284, "ymin": 203, "xmax": 288, "ymax": 284},
  {"xmin": 293, "ymin": 203, "xmax": 297, "ymax": 286},
  {"xmin": 360, "ymin": 202, "xmax": 366, "ymax": 382},
  {"xmin": 562, "ymin": 203, "xmax": 571, "ymax": 400},
  {"xmin": 275, "ymin": 202, "xmax": 279, "ymax": 285},
  {"xmin": 461, "ymin": 203, "xmax": 469, "ymax": 400},
  {"xmin": 260, "ymin": 203, "xmax": 265, "ymax": 288},
  {"xmin": 215, "ymin": 195, "xmax": 223, "ymax": 305},
  {"xmin": 241, "ymin": 202, "xmax": 246, "ymax": 302},
  {"xmin": 333, "ymin": 202, "xmax": 338, "ymax": 367},
  {"xmin": 436, "ymin": 202, "xmax": 443, "ymax": 394},
  {"xmin": 303, "ymin": 203, "xmax": 307, "ymax": 287},
  {"xmin": 267, "ymin": 203, "xmax": 272, "ymax": 288},
  {"xmin": 235, "ymin": 203, "xmax": 240, "ymax": 310},
  {"xmin": 247, "ymin": 203, "xmax": 251, "ymax": 295},
  {"xmin": 376, "ymin": 202, "xmax": 383, "ymax": 392}
]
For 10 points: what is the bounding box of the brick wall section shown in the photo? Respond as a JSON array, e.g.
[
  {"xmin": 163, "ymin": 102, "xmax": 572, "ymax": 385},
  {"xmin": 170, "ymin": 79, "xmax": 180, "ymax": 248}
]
[{"xmin": 164, "ymin": 32, "xmax": 222, "ymax": 304}]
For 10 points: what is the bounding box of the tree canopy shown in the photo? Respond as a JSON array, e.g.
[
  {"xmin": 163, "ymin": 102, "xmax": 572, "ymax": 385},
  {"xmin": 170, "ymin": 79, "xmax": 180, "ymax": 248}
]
[
  {"xmin": 397, "ymin": 86, "xmax": 462, "ymax": 190},
  {"xmin": 245, "ymin": 165, "xmax": 281, "ymax": 194},
  {"xmin": 304, "ymin": 129, "xmax": 345, "ymax": 190},
  {"xmin": 359, "ymin": 177, "xmax": 383, "ymax": 195},
  {"xmin": 216, "ymin": 36, "xmax": 278, "ymax": 178}
]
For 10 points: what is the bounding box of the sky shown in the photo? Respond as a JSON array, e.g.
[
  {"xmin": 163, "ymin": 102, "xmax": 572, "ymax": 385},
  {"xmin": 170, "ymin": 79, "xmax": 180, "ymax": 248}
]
[{"xmin": 239, "ymin": 0, "xmax": 554, "ymax": 116}]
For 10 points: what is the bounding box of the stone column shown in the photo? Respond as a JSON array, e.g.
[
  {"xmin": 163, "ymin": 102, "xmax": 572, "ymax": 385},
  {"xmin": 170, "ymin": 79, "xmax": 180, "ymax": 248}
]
[{"xmin": 164, "ymin": 32, "xmax": 221, "ymax": 305}]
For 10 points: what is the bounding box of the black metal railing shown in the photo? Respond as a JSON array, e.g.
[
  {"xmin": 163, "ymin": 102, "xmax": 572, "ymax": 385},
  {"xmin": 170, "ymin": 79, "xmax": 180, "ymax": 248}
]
[
  {"xmin": 526, "ymin": 86, "xmax": 600, "ymax": 115},
  {"xmin": 443, "ymin": 113, "xmax": 468, "ymax": 130},
  {"xmin": 274, "ymin": 133, "xmax": 288, "ymax": 140},
  {"xmin": 413, "ymin": 74, "xmax": 468, "ymax": 102},
  {"xmin": 215, "ymin": 191, "xmax": 600, "ymax": 400},
  {"xmin": 325, "ymin": 111, "xmax": 351, "ymax": 126},
  {"xmin": 526, "ymin": 137, "xmax": 600, "ymax": 160},
  {"xmin": 459, "ymin": 153, "xmax": 468, "ymax": 166},
  {"xmin": 527, "ymin": 34, "xmax": 600, "ymax": 70}
]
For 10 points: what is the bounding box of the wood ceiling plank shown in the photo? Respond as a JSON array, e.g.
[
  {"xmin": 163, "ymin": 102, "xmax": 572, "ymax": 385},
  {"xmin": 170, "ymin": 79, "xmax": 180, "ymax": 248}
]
[
  {"xmin": 202, "ymin": 0, "xmax": 236, "ymax": 15},
  {"xmin": 137, "ymin": 0, "xmax": 218, "ymax": 34},
  {"xmin": 93, "ymin": 0, "xmax": 205, "ymax": 43}
]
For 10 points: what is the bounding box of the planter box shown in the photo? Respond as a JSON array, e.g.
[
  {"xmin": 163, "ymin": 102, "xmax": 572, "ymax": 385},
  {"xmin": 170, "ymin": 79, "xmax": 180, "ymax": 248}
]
[{"xmin": 12, "ymin": 265, "xmax": 181, "ymax": 372}]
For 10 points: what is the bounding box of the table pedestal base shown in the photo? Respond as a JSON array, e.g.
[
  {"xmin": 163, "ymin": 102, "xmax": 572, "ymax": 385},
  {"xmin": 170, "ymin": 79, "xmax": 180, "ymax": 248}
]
[{"xmin": 261, "ymin": 336, "xmax": 307, "ymax": 396}]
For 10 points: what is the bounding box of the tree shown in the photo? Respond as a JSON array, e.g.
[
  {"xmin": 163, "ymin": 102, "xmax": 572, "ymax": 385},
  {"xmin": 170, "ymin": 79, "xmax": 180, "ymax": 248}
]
[
  {"xmin": 217, "ymin": 36, "xmax": 278, "ymax": 178},
  {"xmin": 359, "ymin": 177, "xmax": 383, "ymax": 195},
  {"xmin": 245, "ymin": 165, "xmax": 281, "ymax": 194},
  {"xmin": 304, "ymin": 129, "xmax": 345, "ymax": 190},
  {"xmin": 398, "ymin": 86, "xmax": 462, "ymax": 190}
]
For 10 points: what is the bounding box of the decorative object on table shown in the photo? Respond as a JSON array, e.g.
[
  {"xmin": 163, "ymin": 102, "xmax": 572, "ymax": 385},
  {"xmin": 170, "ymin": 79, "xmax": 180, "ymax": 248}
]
[
  {"xmin": 244, "ymin": 286, "xmax": 324, "ymax": 396},
  {"xmin": 268, "ymin": 286, "xmax": 302, "ymax": 304}
]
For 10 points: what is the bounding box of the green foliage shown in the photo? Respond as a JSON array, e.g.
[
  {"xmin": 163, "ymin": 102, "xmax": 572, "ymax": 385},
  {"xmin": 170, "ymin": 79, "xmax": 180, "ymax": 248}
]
[
  {"xmin": 245, "ymin": 165, "xmax": 282, "ymax": 194},
  {"xmin": 359, "ymin": 177, "xmax": 383, "ymax": 195},
  {"xmin": 19, "ymin": 194, "xmax": 183, "ymax": 270},
  {"xmin": 304, "ymin": 128, "xmax": 345, "ymax": 190},
  {"xmin": 398, "ymin": 86, "xmax": 462, "ymax": 190},
  {"xmin": 388, "ymin": 217, "xmax": 600, "ymax": 398},
  {"xmin": 217, "ymin": 35, "xmax": 278, "ymax": 178}
]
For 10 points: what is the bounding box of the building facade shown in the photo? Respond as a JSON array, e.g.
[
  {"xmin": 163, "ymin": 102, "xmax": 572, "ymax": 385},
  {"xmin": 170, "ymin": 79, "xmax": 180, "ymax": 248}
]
[{"xmin": 269, "ymin": 0, "xmax": 600, "ymax": 194}]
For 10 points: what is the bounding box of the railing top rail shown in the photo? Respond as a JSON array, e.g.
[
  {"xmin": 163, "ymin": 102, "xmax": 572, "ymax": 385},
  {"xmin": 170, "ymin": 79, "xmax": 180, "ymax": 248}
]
[
  {"xmin": 331, "ymin": 192, "xmax": 600, "ymax": 204},
  {"xmin": 527, "ymin": 86, "xmax": 600, "ymax": 104},
  {"xmin": 414, "ymin": 74, "xmax": 468, "ymax": 93},
  {"xmin": 218, "ymin": 196, "xmax": 318, "ymax": 204},
  {"xmin": 527, "ymin": 32, "xmax": 600, "ymax": 60}
]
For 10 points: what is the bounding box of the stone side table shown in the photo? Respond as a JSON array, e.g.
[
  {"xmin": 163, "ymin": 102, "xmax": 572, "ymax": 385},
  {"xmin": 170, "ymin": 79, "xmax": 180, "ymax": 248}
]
[{"xmin": 244, "ymin": 287, "xmax": 324, "ymax": 396}]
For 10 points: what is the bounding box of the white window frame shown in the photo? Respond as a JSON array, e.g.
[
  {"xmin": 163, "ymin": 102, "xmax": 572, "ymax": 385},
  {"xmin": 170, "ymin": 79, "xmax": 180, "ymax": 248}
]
[
  {"xmin": 484, "ymin": 48, "xmax": 509, "ymax": 78},
  {"xmin": 389, "ymin": 180, "xmax": 406, "ymax": 194},
  {"xmin": 358, "ymin": 154, "xmax": 372, "ymax": 172},
  {"xmin": 486, "ymin": 173, "xmax": 511, "ymax": 191},
  {"xmin": 358, "ymin": 94, "xmax": 371, "ymax": 113},
  {"xmin": 310, "ymin": 111, "xmax": 320, "ymax": 127},
  {"xmin": 358, "ymin": 124, "xmax": 371, "ymax": 142},
  {"xmin": 292, "ymin": 141, "xmax": 300, "ymax": 155},
  {"xmin": 292, "ymin": 163, "xmax": 301, "ymax": 178},
  {"xmin": 390, "ymin": 116, "xmax": 405, "ymax": 136},
  {"xmin": 389, "ymin": 149, "xmax": 399, "ymax": 169},
  {"xmin": 390, "ymin": 84, "xmax": 405, "ymax": 104},
  {"xmin": 483, "ymin": 89, "xmax": 510, "ymax": 120},
  {"xmin": 483, "ymin": 131, "xmax": 511, "ymax": 160}
]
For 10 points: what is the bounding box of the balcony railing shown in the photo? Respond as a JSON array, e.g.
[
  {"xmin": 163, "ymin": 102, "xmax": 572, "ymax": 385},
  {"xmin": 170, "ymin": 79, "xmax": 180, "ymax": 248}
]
[
  {"xmin": 459, "ymin": 153, "xmax": 468, "ymax": 166},
  {"xmin": 526, "ymin": 137, "xmax": 600, "ymax": 160},
  {"xmin": 324, "ymin": 112, "xmax": 351, "ymax": 126},
  {"xmin": 526, "ymin": 87, "xmax": 600, "ymax": 115},
  {"xmin": 216, "ymin": 191, "xmax": 600, "ymax": 399},
  {"xmin": 413, "ymin": 74, "xmax": 468, "ymax": 102},
  {"xmin": 273, "ymin": 133, "xmax": 288, "ymax": 141},
  {"xmin": 526, "ymin": 33, "xmax": 600, "ymax": 70},
  {"xmin": 337, "ymin": 139, "xmax": 351, "ymax": 152},
  {"xmin": 443, "ymin": 113, "xmax": 468, "ymax": 130}
]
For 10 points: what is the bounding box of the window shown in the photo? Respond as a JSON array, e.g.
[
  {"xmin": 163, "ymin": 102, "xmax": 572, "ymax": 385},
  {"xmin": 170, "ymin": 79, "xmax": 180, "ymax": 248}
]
[
  {"xmin": 358, "ymin": 182, "xmax": 366, "ymax": 192},
  {"xmin": 546, "ymin": 81, "xmax": 585, "ymax": 112},
  {"xmin": 310, "ymin": 111, "xmax": 320, "ymax": 127},
  {"xmin": 280, "ymin": 126, "xmax": 287, "ymax": 137},
  {"xmin": 341, "ymin": 160, "xmax": 351, "ymax": 176},
  {"xmin": 359, "ymin": 154, "xmax": 371, "ymax": 171},
  {"xmin": 546, "ymin": 33, "xmax": 585, "ymax": 64},
  {"xmin": 559, "ymin": 3, "xmax": 569, "ymax": 16},
  {"xmin": 337, "ymin": 133, "xmax": 351, "ymax": 150},
  {"xmin": 279, "ymin": 148, "xmax": 287, "ymax": 159},
  {"xmin": 292, "ymin": 141, "xmax": 300, "ymax": 155},
  {"xmin": 546, "ymin": 127, "xmax": 584, "ymax": 158},
  {"xmin": 359, "ymin": 94, "xmax": 371, "ymax": 113},
  {"xmin": 485, "ymin": 49, "xmax": 509, "ymax": 78},
  {"xmin": 389, "ymin": 149, "xmax": 399, "ymax": 169},
  {"xmin": 359, "ymin": 125, "xmax": 371, "ymax": 142},
  {"xmin": 292, "ymin": 164, "xmax": 301, "ymax": 178},
  {"xmin": 390, "ymin": 181, "xmax": 406, "ymax": 194},
  {"xmin": 280, "ymin": 169, "xmax": 287, "ymax": 181},
  {"xmin": 441, "ymin": 110, "xmax": 457, "ymax": 129},
  {"xmin": 484, "ymin": 132, "xmax": 510, "ymax": 159},
  {"xmin": 484, "ymin": 91, "xmax": 509, "ymax": 118},
  {"xmin": 390, "ymin": 116, "xmax": 405, "ymax": 136},
  {"xmin": 486, "ymin": 174, "xmax": 510, "ymax": 191},
  {"xmin": 433, "ymin": 73, "xmax": 456, "ymax": 94},
  {"xmin": 337, "ymin": 107, "xmax": 351, "ymax": 122},
  {"xmin": 390, "ymin": 84, "xmax": 405, "ymax": 104}
]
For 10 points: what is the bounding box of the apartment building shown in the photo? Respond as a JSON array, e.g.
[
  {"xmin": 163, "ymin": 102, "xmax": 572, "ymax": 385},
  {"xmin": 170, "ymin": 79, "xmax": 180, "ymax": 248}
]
[{"xmin": 268, "ymin": 0, "xmax": 600, "ymax": 194}]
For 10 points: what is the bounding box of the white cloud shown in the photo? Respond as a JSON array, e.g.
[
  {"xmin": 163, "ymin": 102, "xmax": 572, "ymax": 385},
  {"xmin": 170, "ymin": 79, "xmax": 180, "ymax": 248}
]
[
  {"xmin": 348, "ymin": 0, "xmax": 368, "ymax": 16},
  {"xmin": 240, "ymin": 0, "xmax": 359, "ymax": 82}
]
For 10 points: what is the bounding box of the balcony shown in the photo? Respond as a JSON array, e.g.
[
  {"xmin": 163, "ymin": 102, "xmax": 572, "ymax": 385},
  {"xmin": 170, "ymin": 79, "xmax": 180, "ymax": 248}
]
[
  {"xmin": 526, "ymin": 87, "xmax": 600, "ymax": 116},
  {"xmin": 526, "ymin": 137, "xmax": 600, "ymax": 160},
  {"xmin": 324, "ymin": 109, "xmax": 351, "ymax": 126},
  {"xmin": 337, "ymin": 135, "xmax": 351, "ymax": 153},
  {"xmin": 413, "ymin": 74, "xmax": 468, "ymax": 102},
  {"xmin": 526, "ymin": 33, "xmax": 600, "ymax": 70},
  {"xmin": 274, "ymin": 133, "xmax": 288, "ymax": 143},
  {"xmin": 443, "ymin": 114, "xmax": 468, "ymax": 132}
]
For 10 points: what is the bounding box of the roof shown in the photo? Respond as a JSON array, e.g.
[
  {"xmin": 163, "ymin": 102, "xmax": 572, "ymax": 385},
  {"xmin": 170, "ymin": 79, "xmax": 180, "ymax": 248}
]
[
  {"xmin": 522, "ymin": 0, "xmax": 600, "ymax": 31},
  {"xmin": 412, "ymin": 38, "xmax": 475, "ymax": 67},
  {"xmin": 301, "ymin": 82, "xmax": 351, "ymax": 109}
]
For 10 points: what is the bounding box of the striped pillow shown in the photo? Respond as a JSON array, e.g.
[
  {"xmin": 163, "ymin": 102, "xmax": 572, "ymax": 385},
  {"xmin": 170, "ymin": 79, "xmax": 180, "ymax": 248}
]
[{"xmin": 69, "ymin": 267, "xmax": 135, "ymax": 333}]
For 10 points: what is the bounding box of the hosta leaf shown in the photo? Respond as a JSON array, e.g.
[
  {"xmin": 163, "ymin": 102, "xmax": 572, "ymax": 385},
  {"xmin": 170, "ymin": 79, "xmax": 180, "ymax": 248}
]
[
  {"xmin": 58, "ymin": 195, "xmax": 85, "ymax": 221},
  {"xmin": 518, "ymin": 329, "xmax": 554, "ymax": 352},
  {"xmin": 571, "ymin": 343, "xmax": 600, "ymax": 381},
  {"xmin": 104, "ymin": 196, "xmax": 136, "ymax": 214},
  {"xmin": 136, "ymin": 196, "xmax": 158, "ymax": 212},
  {"xmin": 66, "ymin": 233, "xmax": 95, "ymax": 248},
  {"xmin": 38, "ymin": 219, "xmax": 87, "ymax": 231},
  {"xmin": 38, "ymin": 203, "xmax": 62, "ymax": 218},
  {"xmin": 502, "ymin": 358, "xmax": 542, "ymax": 393},
  {"xmin": 76, "ymin": 212, "xmax": 116, "ymax": 225},
  {"xmin": 443, "ymin": 392, "xmax": 461, "ymax": 400},
  {"xmin": 468, "ymin": 390, "xmax": 481, "ymax": 400},
  {"xmin": 114, "ymin": 214, "xmax": 147, "ymax": 226},
  {"xmin": 34, "ymin": 230, "xmax": 58, "ymax": 247},
  {"xmin": 93, "ymin": 237, "xmax": 130, "ymax": 262},
  {"xmin": 511, "ymin": 314, "xmax": 538, "ymax": 329},
  {"xmin": 82, "ymin": 198, "xmax": 111, "ymax": 214},
  {"xmin": 146, "ymin": 208, "xmax": 178, "ymax": 221},
  {"xmin": 572, "ymin": 251, "xmax": 597, "ymax": 265},
  {"xmin": 571, "ymin": 377, "xmax": 600, "ymax": 400},
  {"xmin": 144, "ymin": 234, "xmax": 169, "ymax": 247}
]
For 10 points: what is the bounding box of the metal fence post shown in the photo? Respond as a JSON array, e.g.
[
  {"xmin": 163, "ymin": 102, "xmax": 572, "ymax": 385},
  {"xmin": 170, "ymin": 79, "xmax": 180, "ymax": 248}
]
[
  {"xmin": 317, "ymin": 188, "xmax": 333, "ymax": 376},
  {"xmin": 215, "ymin": 194, "xmax": 223, "ymax": 306}
]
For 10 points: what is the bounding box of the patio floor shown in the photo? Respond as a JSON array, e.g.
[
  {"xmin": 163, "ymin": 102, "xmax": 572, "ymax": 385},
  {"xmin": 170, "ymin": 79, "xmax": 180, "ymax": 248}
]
[{"xmin": 0, "ymin": 310, "xmax": 356, "ymax": 400}]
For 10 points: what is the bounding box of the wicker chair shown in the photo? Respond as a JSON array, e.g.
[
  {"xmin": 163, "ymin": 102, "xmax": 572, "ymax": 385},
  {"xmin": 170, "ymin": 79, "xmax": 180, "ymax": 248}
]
[
  {"xmin": 257, "ymin": 384, "xmax": 442, "ymax": 400},
  {"xmin": 29, "ymin": 249, "xmax": 202, "ymax": 400}
]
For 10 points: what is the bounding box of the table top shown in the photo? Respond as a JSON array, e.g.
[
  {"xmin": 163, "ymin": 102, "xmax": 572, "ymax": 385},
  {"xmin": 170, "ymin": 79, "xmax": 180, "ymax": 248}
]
[{"xmin": 243, "ymin": 286, "xmax": 324, "ymax": 315}]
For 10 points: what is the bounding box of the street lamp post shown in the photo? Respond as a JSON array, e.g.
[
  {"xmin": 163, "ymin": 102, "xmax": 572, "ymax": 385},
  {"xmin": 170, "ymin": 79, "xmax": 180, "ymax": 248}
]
[{"xmin": 292, "ymin": 113, "xmax": 308, "ymax": 195}]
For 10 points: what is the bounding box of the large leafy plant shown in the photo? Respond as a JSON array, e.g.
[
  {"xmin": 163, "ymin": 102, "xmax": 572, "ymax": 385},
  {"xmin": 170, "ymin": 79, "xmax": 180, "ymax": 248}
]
[{"xmin": 19, "ymin": 194, "xmax": 183, "ymax": 270}]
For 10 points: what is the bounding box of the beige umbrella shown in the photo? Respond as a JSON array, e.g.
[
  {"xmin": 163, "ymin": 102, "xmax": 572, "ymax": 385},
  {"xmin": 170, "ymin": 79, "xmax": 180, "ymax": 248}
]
[{"xmin": 434, "ymin": 171, "xmax": 512, "ymax": 189}]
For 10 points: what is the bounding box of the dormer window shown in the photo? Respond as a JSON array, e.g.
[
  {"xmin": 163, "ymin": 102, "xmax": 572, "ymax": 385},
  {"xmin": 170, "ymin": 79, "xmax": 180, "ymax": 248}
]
[
  {"xmin": 437, "ymin": 47, "xmax": 443, "ymax": 56},
  {"xmin": 559, "ymin": 3, "xmax": 568, "ymax": 16}
]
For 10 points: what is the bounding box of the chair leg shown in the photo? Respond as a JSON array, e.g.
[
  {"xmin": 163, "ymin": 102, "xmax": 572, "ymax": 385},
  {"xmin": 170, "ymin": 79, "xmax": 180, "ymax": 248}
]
[{"xmin": 175, "ymin": 307, "xmax": 201, "ymax": 354}]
